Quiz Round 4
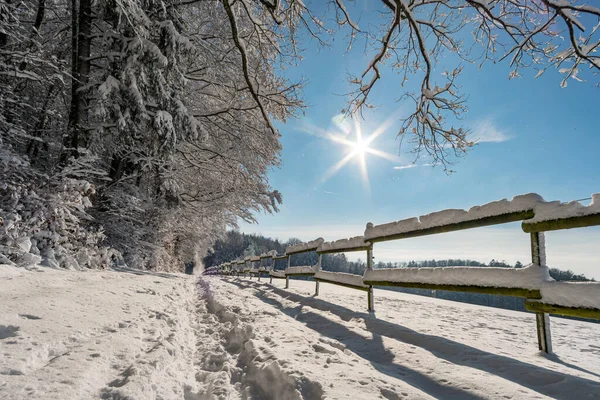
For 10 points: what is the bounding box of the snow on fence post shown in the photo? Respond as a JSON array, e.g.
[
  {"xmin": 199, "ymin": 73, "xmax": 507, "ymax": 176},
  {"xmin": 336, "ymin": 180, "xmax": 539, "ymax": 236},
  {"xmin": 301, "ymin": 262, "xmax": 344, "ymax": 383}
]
[
  {"xmin": 268, "ymin": 254, "xmax": 288, "ymax": 283},
  {"xmin": 236, "ymin": 260, "xmax": 245, "ymax": 277},
  {"xmin": 258, "ymin": 258, "xmax": 262, "ymax": 281},
  {"xmin": 283, "ymin": 238, "xmax": 323, "ymax": 288},
  {"xmin": 531, "ymin": 232, "xmax": 552, "ymax": 354},
  {"xmin": 244, "ymin": 257, "xmax": 252, "ymax": 279},
  {"xmin": 257, "ymin": 252, "xmax": 274, "ymax": 282},
  {"xmin": 248, "ymin": 256, "xmax": 261, "ymax": 280},
  {"xmin": 314, "ymin": 236, "xmax": 373, "ymax": 309},
  {"xmin": 367, "ymin": 246, "xmax": 374, "ymax": 312},
  {"xmin": 270, "ymin": 257, "xmax": 276, "ymax": 284}
]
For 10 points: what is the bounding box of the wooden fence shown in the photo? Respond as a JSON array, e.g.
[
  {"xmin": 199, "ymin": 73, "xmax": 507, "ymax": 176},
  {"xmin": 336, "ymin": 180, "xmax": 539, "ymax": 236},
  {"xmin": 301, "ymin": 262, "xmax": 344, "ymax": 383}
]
[{"xmin": 204, "ymin": 192, "xmax": 600, "ymax": 354}]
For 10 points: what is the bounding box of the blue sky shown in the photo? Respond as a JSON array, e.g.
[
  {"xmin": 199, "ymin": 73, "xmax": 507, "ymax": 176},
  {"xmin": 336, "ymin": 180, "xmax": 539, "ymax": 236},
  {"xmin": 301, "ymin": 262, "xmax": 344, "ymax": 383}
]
[{"xmin": 239, "ymin": 1, "xmax": 600, "ymax": 279}]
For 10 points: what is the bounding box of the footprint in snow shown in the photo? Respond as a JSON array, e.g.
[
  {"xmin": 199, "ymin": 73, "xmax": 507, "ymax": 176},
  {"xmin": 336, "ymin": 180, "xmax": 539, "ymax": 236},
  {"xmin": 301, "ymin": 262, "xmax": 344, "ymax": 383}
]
[
  {"xmin": 312, "ymin": 344, "xmax": 336, "ymax": 355},
  {"xmin": 0, "ymin": 369, "xmax": 24, "ymax": 376},
  {"xmin": 380, "ymin": 388, "xmax": 404, "ymax": 400},
  {"xmin": 135, "ymin": 288, "xmax": 157, "ymax": 295},
  {"xmin": 18, "ymin": 314, "xmax": 41, "ymax": 320}
]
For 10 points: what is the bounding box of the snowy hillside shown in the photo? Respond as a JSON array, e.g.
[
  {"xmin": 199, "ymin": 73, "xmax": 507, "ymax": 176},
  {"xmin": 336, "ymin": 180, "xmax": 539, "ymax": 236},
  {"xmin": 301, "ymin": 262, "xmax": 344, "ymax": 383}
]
[{"xmin": 1, "ymin": 266, "xmax": 599, "ymax": 399}]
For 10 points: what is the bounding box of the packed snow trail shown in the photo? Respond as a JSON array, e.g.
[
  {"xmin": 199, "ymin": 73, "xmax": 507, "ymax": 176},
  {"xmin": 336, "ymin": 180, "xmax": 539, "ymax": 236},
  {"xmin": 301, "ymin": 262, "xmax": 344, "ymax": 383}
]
[{"xmin": 1, "ymin": 265, "xmax": 600, "ymax": 399}]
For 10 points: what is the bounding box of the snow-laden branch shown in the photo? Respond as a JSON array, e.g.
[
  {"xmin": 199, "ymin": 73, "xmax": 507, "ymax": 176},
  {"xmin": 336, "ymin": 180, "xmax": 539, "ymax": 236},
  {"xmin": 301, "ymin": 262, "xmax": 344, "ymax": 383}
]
[
  {"xmin": 222, "ymin": 0, "xmax": 278, "ymax": 136},
  {"xmin": 316, "ymin": 0, "xmax": 600, "ymax": 169}
]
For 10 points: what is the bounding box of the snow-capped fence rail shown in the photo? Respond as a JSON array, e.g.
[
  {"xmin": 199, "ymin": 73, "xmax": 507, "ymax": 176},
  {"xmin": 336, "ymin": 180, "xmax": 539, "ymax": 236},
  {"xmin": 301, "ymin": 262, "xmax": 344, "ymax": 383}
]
[
  {"xmin": 254, "ymin": 252, "xmax": 275, "ymax": 281},
  {"xmin": 234, "ymin": 260, "xmax": 245, "ymax": 277},
  {"xmin": 362, "ymin": 193, "xmax": 600, "ymax": 353},
  {"xmin": 243, "ymin": 257, "xmax": 252, "ymax": 275},
  {"xmin": 269, "ymin": 254, "xmax": 288, "ymax": 282},
  {"xmin": 284, "ymin": 238, "xmax": 324, "ymax": 290},
  {"xmin": 363, "ymin": 193, "xmax": 542, "ymax": 242},
  {"xmin": 315, "ymin": 236, "xmax": 374, "ymax": 311},
  {"xmin": 208, "ymin": 192, "xmax": 600, "ymax": 354},
  {"xmin": 248, "ymin": 256, "xmax": 261, "ymax": 278}
]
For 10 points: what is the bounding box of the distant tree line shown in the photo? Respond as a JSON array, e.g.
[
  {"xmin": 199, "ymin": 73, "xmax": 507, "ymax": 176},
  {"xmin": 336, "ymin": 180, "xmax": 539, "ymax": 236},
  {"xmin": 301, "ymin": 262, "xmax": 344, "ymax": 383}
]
[{"xmin": 203, "ymin": 231, "xmax": 288, "ymax": 267}]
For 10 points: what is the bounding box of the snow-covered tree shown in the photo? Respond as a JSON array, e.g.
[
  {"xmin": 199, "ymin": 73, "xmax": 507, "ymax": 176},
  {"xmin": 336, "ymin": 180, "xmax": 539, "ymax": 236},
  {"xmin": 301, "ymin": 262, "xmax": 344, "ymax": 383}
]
[
  {"xmin": 1, "ymin": 0, "xmax": 296, "ymax": 270},
  {"xmin": 84, "ymin": 1, "xmax": 294, "ymax": 269}
]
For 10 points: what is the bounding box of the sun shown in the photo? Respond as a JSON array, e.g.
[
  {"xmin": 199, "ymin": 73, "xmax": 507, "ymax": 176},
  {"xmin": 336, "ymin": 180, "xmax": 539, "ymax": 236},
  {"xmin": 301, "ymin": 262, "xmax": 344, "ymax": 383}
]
[
  {"xmin": 352, "ymin": 139, "xmax": 369, "ymax": 155},
  {"xmin": 298, "ymin": 114, "xmax": 400, "ymax": 191}
]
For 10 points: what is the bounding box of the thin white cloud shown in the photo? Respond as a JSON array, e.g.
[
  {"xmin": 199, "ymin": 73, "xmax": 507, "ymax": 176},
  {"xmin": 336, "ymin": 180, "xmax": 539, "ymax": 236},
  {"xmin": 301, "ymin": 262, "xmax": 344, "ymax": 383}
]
[
  {"xmin": 331, "ymin": 114, "xmax": 352, "ymax": 135},
  {"xmin": 394, "ymin": 164, "xmax": 417, "ymax": 170},
  {"xmin": 393, "ymin": 163, "xmax": 433, "ymax": 170},
  {"xmin": 469, "ymin": 118, "xmax": 511, "ymax": 143},
  {"xmin": 324, "ymin": 190, "xmax": 337, "ymax": 195}
]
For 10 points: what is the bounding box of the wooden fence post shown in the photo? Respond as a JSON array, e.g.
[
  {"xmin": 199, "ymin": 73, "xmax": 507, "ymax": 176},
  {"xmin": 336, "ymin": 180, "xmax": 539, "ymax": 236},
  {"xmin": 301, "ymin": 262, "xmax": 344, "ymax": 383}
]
[
  {"xmin": 285, "ymin": 256, "xmax": 290, "ymax": 289},
  {"xmin": 531, "ymin": 232, "xmax": 552, "ymax": 354},
  {"xmin": 367, "ymin": 247, "xmax": 374, "ymax": 312}
]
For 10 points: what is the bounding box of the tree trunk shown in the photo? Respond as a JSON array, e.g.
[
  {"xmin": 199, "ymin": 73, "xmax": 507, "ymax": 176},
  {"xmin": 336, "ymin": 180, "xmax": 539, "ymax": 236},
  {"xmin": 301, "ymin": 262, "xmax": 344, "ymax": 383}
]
[
  {"xmin": 109, "ymin": 155, "xmax": 121, "ymax": 181},
  {"xmin": 63, "ymin": 0, "xmax": 79, "ymax": 163},
  {"xmin": 19, "ymin": 0, "xmax": 46, "ymax": 71},
  {"xmin": 63, "ymin": 0, "xmax": 92, "ymax": 163},
  {"xmin": 27, "ymin": 84, "xmax": 56, "ymax": 160},
  {"xmin": 32, "ymin": 0, "xmax": 46, "ymax": 34},
  {"xmin": 0, "ymin": 0, "xmax": 13, "ymax": 49}
]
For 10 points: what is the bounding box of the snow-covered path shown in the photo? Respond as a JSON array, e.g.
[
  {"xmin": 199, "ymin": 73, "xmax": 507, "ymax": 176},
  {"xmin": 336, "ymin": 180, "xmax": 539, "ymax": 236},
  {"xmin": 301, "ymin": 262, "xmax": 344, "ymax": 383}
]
[{"xmin": 1, "ymin": 266, "xmax": 599, "ymax": 399}]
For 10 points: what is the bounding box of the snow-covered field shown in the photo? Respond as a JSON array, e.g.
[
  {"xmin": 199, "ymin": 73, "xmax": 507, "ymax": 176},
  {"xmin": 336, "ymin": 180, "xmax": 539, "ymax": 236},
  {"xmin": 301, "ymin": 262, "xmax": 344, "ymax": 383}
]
[{"xmin": 1, "ymin": 266, "xmax": 599, "ymax": 399}]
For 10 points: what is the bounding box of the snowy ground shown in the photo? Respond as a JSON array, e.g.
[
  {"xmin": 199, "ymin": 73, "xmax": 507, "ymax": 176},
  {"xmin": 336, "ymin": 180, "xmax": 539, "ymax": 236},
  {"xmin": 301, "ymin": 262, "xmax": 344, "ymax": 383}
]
[
  {"xmin": 0, "ymin": 265, "xmax": 201, "ymax": 400},
  {"xmin": 1, "ymin": 266, "xmax": 599, "ymax": 399}
]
